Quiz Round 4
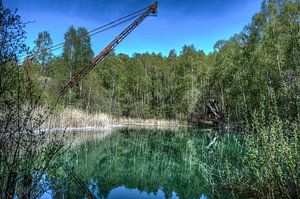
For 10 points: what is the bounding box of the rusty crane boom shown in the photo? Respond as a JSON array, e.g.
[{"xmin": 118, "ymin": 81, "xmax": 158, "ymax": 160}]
[{"xmin": 59, "ymin": 2, "xmax": 158, "ymax": 96}]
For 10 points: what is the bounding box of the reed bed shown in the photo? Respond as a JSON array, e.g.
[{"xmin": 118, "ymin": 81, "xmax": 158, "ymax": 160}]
[
  {"xmin": 41, "ymin": 108, "xmax": 181, "ymax": 130},
  {"xmin": 115, "ymin": 117, "xmax": 181, "ymax": 128},
  {"xmin": 43, "ymin": 108, "xmax": 113, "ymax": 129}
]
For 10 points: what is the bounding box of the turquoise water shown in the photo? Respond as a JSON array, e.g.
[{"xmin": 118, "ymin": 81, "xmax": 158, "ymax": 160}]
[{"xmin": 44, "ymin": 128, "xmax": 244, "ymax": 199}]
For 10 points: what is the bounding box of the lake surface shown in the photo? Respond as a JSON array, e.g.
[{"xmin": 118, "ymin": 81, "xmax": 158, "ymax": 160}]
[{"xmin": 43, "ymin": 127, "xmax": 245, "ymax": 199}]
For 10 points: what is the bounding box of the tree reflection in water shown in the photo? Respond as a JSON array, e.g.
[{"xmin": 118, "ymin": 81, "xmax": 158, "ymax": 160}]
[{"xmin": 50, "ymin": 128, "xmax": 244, "ymax": 199}]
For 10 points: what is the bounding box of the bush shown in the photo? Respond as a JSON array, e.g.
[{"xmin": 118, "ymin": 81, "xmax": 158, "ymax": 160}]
[{"xmin": 230, "ymin": 110, "xmax": 300, "ymax": 198}]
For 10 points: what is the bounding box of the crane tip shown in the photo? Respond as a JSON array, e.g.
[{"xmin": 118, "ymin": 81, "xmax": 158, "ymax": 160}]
[{"xmin": 150, "ymin": 1, "xmax": 158, "ymax": 14}]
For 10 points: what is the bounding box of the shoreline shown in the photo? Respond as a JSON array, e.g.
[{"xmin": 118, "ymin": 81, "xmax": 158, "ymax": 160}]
[
  {"xmin": 43, "ymin": 122, "xmax": 184, "ymax": 133},
  {"xmin": 43, "ymin": 108, "xmax": 182, "ymax": 132}
]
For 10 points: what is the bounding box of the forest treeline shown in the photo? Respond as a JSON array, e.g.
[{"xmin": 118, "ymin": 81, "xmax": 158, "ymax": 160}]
[{"xmin": 24, "ymin": 0, "xmax": 299, "ymax": 126}]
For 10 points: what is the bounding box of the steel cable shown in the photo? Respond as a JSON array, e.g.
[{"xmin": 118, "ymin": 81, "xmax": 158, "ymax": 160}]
[{"xmin": 19, "ymin": 6, "xmax": 148, "ymax": 62}]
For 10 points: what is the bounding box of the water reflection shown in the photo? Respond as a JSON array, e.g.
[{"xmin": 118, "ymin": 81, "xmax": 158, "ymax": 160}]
[
  {"xmin": 48, "ymin": 128, "xmax": 243, "ymax": 199},
  {"xmin": 109, "ymin": 186, "xmax": 170, "ymax": 199}
]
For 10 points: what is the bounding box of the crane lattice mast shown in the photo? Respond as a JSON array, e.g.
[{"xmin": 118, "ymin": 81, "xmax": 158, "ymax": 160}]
[{"xmin": 60, "ymin": 1, "xmax": 158, "ymax": 96}]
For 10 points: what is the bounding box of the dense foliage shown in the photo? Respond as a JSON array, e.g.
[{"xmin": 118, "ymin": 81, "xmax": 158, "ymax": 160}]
[
  {"xmin": 27, "ymin": 0, "xmax": 299, "ymax": 128},
  {"xmin": 0, "ymin": 2, "xmax": 65, "ymax": 198}
]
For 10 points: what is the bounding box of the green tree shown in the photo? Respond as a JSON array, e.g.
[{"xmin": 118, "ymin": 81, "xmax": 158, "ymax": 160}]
[
  {"xmin": 33, "ymin": 31, "xmax": 53, "ymax": 74},
  {"xmin": 0, "ymin": 2, "xmax": 64, "ymax": 198},
  {"xmin": 62, "ymin": 26, "xmax": 94, "ymax": 107}
]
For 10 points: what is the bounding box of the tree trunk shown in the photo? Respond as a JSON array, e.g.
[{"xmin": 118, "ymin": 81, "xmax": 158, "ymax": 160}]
[
  {"xmin": 5, "ymin": 171, "xmax": 17, "ymax": 199},
  {"xmin": 21, "ymin": 174, "xmax": 32, "ymax": 199},
  {"xmin": 109, "ymin": 82, "xmax": 115, "ymax": 114},
  {"xmin": 86, "ymin": 80, "xmax": 92, "ymax": 111}
]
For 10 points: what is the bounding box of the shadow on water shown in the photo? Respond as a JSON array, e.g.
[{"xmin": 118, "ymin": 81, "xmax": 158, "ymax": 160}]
[{"xmin": 44, "ymin": 127, "xmax": 245, "ymax": 199}]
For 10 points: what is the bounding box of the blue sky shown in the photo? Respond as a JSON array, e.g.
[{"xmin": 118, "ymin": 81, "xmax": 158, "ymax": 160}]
[{"xmin": 4, "ymin": 0, "xmax": 262, "ymax": 56}]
